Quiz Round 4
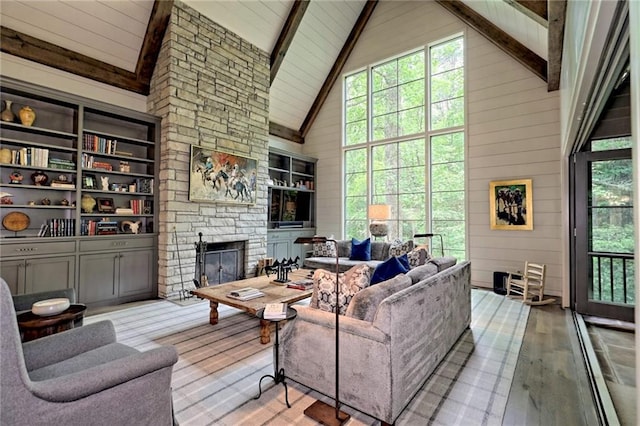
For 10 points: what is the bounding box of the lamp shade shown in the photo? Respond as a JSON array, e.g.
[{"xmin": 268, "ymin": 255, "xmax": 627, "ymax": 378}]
[{"xmin": 368, "ymin": 204, "xmax": 390, "ymax": 221}]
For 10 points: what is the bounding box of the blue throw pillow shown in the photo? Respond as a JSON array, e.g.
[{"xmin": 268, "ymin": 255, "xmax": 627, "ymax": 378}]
[
  {"xmin": 370, "ymin": 256, "xmax": 409, "ymax": 285},
  {"xmin": 350, "ymin": 237, "xmax": 371, "ymax": 261},
  {"xmin": 397, "ymin": 253, "xmax": 410, "ymax": 270}
]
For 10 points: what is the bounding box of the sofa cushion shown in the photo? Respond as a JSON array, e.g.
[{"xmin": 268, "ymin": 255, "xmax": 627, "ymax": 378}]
[
  {"xmin": 407, "ymin": 247, "xmax": 430, "ymax": 268},
  {"xmin": 312, "ymin": 238, "xmax": 337, "ymax": 257},
  {"xmin": 310, "ymin": 264, "xmax": 370, "ymax": 314},
  {"xmin": 345, "ymin": 273, "xmax": 412, "ymax": 322},
  {"xmin": 388, "ymin": 239, "xmax": 414, "ymax": 257},
  {"xmin": 350, "ymin": 238, "xmax": 371, "ymax": 261},
  {"xmin": 406, "ymin": 262, "xmax": 439, "ymax": 284},
  {"xmin": 370, "ymin": 256, "xmax": 409, "ymax": 285}
]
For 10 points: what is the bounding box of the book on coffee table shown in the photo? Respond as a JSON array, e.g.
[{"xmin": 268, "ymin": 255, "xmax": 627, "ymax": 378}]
[
  {"xmin": 263, "ymin": 303, "xmax": 287, "ymax": 320},
  {"xmin": 287, "ymin": 278, "xmax": 314, "ymax": 290},
  {"xmin": 227, "ymin": 287, "xmax": 264, "ymax": 301}
]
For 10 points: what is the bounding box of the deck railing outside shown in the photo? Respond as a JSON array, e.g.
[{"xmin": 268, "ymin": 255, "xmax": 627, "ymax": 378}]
[{"xmin": 589, "ymin": 251, "xmax": 635, "ymax": 305}]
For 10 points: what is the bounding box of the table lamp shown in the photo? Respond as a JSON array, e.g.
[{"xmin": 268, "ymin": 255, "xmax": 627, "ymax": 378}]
[
  {"xmin": 293, "ymin": 236, "xmax": 350, "ymax": 425},
  {"xmin": 368, "ymin": 204, "xmax": 390, "ymax": 239}
]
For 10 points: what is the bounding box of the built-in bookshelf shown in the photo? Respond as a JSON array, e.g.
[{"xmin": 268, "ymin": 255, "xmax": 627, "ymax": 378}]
[{"xmin": 0, "ymin": 77, "xmax": 159, "ymax": 305}]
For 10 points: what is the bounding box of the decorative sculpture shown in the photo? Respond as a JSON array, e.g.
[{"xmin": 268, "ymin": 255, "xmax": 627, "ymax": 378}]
[{"xmin": 265, "ymin": 256, "xmax": 300, "ymax": 283}]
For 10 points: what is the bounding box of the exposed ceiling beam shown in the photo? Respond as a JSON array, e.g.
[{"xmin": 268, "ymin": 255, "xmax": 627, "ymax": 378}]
[
  {"xmin": 136, "ymin": 0, "xmax": 174, "ymax": 83},
  {"xmin": 0, "ymin": 26, "xmax": 148, "ymax": 94},
  {"xmin": 300, "ymin": 0, "xmax": 378, "ymax": 138},
  {"xmin": 507, "ymin": 0, "xmax": 548, "ymax": 27},
  {"xmin": 270, "ymin": 0, "xmax": 310, "ymax": 84},
  {"xmin": 270, "ymin": 121, "xmax": 304, "ymax": 144},
  {"xmin": 547, "ymin": 0, "xmax": 567, "ymax": 91},
  {"xmin": 436, "ymin": 0, "xmax": 547, "ymax": 82}
]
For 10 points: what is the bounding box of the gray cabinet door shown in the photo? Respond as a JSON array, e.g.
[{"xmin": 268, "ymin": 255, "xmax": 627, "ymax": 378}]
[
  {"xmin": 79, "ymin": 253, "xmax": 118, "ymax": 304},
  {"xmin": 118, "ymin": 250, "xmax": 153, "ymax": 297},
  {"xmin": 1, "ymin": 259, "xmax": 25, "ymax": 294},
  {"xmin": 25, "ymin": 256, "xmax": 75, "ymax": 294}
]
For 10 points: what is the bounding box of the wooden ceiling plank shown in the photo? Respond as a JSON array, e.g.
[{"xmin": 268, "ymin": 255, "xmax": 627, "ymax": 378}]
[
  {"xmin": 547, "ymin": 0, "xmax": 567, "ymax": 91},
  {"xmin": 270, "ymin": 121, "xmax": 304, "ymax": 144},
  {"xmin": 300, "ymin": 0, "xmax": 378, "ymax": 138},
  {"xmin": 270, "ymin": 0, "xmax": 310, "ymax": 84},
  {"xmin": 136, "ymin": 0, "xmax": 174, "ymax": 84},
  {"xmin": 0, "ymin": 26, "xmax": 148, "ymax": 94},
  {"xmin": 509, "ymin": 0, "xmax": 548, "ymax": 27},
  {"xmin": 436, "ymin": 0, "xmax": 547, "ymax": 82}
]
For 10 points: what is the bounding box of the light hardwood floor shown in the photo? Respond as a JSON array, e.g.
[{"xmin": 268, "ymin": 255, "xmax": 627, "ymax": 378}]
[{"xmin": 504, "ymin": 304, "xmax": 600, "ymax": 425}]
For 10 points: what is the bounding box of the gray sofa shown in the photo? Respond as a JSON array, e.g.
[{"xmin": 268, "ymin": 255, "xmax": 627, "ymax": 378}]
[
  {"xmin": 304, "ymin": 239, "xmax": 414, "ymax": 273},
  {"xmin": 280, "ymin": 258, "xmax": 471, "ymax": 425}
]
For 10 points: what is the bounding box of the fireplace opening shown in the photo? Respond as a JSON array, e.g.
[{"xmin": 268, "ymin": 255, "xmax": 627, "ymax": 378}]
[{"xmin": 195, "ymin": 239, "xmax": 246, "ymax": 287}]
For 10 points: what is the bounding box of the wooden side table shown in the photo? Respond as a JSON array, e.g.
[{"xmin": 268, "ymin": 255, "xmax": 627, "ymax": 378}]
[{"xmin": 17, "ymin": 304, "xmax": 87, "ymax": 342}]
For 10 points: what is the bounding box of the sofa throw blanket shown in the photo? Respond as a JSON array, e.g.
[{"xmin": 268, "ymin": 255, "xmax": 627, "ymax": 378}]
[{"xmin": 310, "ymin": 264, "xmax": 370, "ymax": 314}]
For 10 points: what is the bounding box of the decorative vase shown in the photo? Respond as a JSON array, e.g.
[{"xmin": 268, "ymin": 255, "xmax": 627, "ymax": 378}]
[
  {"xmin": 81, "ymin": 194, "xmax": 96, "ymax": 213},
  {"xmin": 31, "ymin": 170, "xmax": 49, "ymax": 186},
  {"xmin": 1, "ymin": 100, "xmax": 15, "ymax": 122},
  {"xmin": 0, "ymin": 147, "xmax": 11, "ymax": 164},
  {"xmin": 19, "ymin": 106, "xmax": 36, "ymax": 126}
]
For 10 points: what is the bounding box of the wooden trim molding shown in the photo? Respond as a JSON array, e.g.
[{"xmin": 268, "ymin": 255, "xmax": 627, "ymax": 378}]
[
  {"xmin": 547, "ymin": 0, "xmax": 567, "ymax": 91},
  {"xmin": 270, "ymin": 122, "xmax": 304, "ymax": 144},
  {"xmin": 136, "ymin": 0, "xmax": 174, "ymax": 83},
  {"xmin": 436, "ymin": 0, "xmax": 547, "ymax": 83},
  {"xmin": 271, "ymin": 0, "xmax": 310, "ymax": 84},
  {"xmin": 0, "ymin": 26, "xmax": 148, "ymax": 94},
  {"xmin": 300, "ymin": 0, "xmax": 378, "ymax": 138}
]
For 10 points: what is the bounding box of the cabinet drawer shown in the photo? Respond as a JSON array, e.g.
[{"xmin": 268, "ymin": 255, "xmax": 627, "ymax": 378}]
[
  {"xmin": 1, "ymin": 240, "xmax": 76, "ymax": 257},
  {"xmin": 267, "ymin": 230, "xmax": 291, "ymax": 241},
  {"xmin": 80, "ymin": 237, "xmax": 154, "ymax": 252}
]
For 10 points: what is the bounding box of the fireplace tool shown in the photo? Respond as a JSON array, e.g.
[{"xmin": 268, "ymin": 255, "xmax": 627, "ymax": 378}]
[
  {"xmin": 265, "ymin": 256, "xmax": 300, "ymax": 283},
  {"xmin": 194, "ymin": 232, "xmax": 208, "ymax": 288},
  {"xmin": 173, "ymin": 227, "xmax": 193, "ymax": 301}
]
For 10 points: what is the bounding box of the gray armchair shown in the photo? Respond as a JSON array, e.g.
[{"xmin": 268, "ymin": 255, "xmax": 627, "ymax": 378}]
[
  {"xmin": 12, "ymin": 287, "xmax": 83, "ymax": 327},
  {"xmin": 0, "ymin": 279, "xmax": 179, "ymax": 425}
]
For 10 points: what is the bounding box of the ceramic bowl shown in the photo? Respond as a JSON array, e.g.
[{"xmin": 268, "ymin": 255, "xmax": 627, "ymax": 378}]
[{"xmin": 32, "ymin": 298, "xmax": 70, "ymax": 316}]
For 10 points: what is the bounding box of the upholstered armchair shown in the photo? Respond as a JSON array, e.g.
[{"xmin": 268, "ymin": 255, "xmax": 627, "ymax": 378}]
[
  {"xmin": 0, "ymin": 279, "xmax": 179, "ymax": 425},
  {"xmin": 12, "ymin": 287, "xmax": 83, "ymax": 327}
]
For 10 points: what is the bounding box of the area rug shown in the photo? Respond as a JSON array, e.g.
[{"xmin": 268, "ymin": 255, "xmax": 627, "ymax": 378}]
[{"xmin": 85, "ymin": 288, "xmax": 530, "ymax": 426}]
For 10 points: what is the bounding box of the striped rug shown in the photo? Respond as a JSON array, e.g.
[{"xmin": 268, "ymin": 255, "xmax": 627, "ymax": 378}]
[{"xmin": 85, "ymin": 289, "xmax": 529, "ymax": 426}]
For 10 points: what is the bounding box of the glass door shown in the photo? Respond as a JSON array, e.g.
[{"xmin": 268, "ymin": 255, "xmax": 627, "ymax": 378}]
[{"xmin": 574, "ymin": 147, "xmax": 634, "ymax": 321}]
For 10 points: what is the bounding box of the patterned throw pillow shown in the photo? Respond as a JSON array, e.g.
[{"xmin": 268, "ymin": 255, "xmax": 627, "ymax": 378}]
[
  {"xmin": 310, "ymin": 264, "xmax": 371, "ymax": 314},
  {"xmin": 312, "ymin": 239, "xmax": 337, "ymax": 257},
  {"xmin": 407, "ymin": 247, "xmax": 430, "ymax": 268},
  {"xmin": 389, "ymin": 239, "xmax": 413, "ymax": 257}
]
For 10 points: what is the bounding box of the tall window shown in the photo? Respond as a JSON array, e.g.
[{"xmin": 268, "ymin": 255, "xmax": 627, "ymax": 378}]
[{"xmin": 343, "ymin": 36, "xmax": 465, "ymax": 258}]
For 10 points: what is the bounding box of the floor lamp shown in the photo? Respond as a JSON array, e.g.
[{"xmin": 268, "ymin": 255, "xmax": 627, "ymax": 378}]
[
  {"xmin": 413, "ymin": 233, "xmax": 445, "ymax": 257},
  {"xmin": 293, "ymin": 236, "xmax": 350, "ymax": 426}
]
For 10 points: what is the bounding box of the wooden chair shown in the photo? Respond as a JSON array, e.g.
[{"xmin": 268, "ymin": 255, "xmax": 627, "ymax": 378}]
[{"xmin": 506, "ymin": 261, "xmax": 555, "ymax": 305}]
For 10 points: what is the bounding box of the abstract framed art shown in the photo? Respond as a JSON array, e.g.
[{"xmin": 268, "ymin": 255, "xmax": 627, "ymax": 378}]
[
  {"xmin": 489, "ymin": 178, "xmax": 533, "ymax": 230},
  {"xmin": 189, "ymin": 145, "xmax": 257, "ymax": 205}
]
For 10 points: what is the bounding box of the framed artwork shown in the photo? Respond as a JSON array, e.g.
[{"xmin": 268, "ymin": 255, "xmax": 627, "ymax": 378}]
[
  {"xmin": 96, "ymin": 197, "xmax": 115, "ymax": 213},
  {"xmin": 83, "ymin": 174, "xmax": 97, "ymax": 189},
  {"xmin": 189, "ymin": 145, "xmax": 257, "ymax": 204},
  {"xmin": 489, "ymin": 179, "xmax": 533, "ymax": 230}
]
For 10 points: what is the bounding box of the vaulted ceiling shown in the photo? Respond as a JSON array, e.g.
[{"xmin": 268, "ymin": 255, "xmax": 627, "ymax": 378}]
[{"xmin": 0, "ymin": 0, "xmax": 565, "ymax": 144}]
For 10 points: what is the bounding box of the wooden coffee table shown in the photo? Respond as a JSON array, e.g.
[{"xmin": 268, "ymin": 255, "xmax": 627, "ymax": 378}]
[{"xmin": 191, "ymin": 269, "xmax": 314, "ymax": 344}]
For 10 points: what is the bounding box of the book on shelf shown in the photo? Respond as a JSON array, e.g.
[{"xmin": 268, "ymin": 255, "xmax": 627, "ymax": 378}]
[
  {"xmin": 263, "ymin": 303, "xmax": 287, "ymax": 320},
  {"xmin": 50, "ymin": 181, "xmax": 76, "ymax": 189},
  {"xmin": 115, "ymin": 207, "xmax": 134, "ymax": 215},
  {"xmin": 287, "ymin": 279, "xmax": 314, "ymax": 291},
  {"xmin": 227, "ymin": 287, "xmax": 264, "ymax": 301}
]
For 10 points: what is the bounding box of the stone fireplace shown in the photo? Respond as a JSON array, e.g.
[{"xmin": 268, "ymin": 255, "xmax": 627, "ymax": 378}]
[
  {"xmin": 195, "ymin": 239, "xmax": 246, "ymax": 286},
  {"xmin": 148, "ymin": 0, "xmax": 269, "ymax": 298}
]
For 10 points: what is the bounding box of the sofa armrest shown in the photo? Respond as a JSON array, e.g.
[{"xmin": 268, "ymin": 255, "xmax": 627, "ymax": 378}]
[
  {"xmin": 294, "ymin": 306, "xmax": 388, "ymax": 343},
  {"xmin": 23, "ymin": 321, "xmax": 117, "ymax": 371},
  {"xmin": 29, "ymin": 346, "xmax": 178, "ymax": 402}
]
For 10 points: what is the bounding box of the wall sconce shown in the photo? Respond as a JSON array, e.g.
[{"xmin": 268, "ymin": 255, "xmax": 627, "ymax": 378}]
[{"xmin": 368, "ymin": 204, "xmax": 390, "ymax": 239}]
